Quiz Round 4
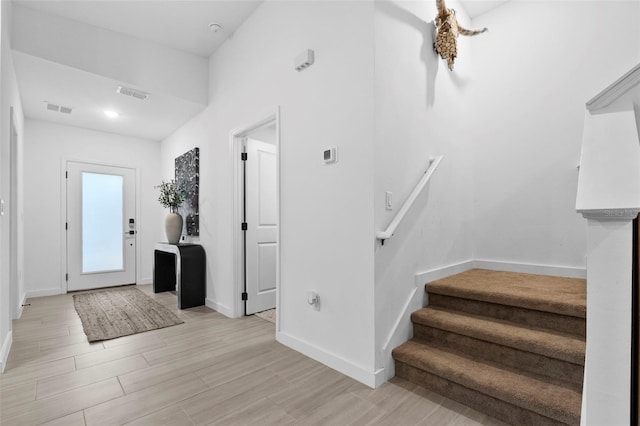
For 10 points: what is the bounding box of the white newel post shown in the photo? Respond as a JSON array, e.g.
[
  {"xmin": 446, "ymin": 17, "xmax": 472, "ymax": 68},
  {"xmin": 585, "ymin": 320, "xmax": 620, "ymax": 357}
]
[
  {"xmin": 581, "ymin": 214, "xmax": 637, "ymax": 425},
  {"xmin": 576, "ymin": 103, "xmax": 640, "ymax": 425}
]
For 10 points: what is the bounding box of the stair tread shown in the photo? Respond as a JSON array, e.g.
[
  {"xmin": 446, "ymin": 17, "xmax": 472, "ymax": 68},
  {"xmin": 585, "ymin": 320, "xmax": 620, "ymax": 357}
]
[
  {"xmin": 393, "ymin": 339, "xmax": 581, "ymax": 425},
  {"xmin": 412, "ymin": 307, "xmax": 585, "ymax": 365},
  {"xmin": 427, "ymin": 269, "xmax": 586, "ymax": 318}
]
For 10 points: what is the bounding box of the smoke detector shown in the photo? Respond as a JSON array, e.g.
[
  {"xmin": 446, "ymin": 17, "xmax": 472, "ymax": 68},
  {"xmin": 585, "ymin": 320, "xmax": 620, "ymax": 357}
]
[
  {"xmin": 45, "ymin": 102, "xmax": 72, "ymax": 114},
  {"xmin": 116, "ymin": 85, "xmax": 149, "ymax": 100}
]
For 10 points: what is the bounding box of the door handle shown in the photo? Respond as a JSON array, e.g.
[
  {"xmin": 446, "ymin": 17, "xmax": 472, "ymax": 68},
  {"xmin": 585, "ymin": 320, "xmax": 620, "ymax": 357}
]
[{"xmin": 125, "ymin": 230, "xmax": 136, "ymax": 235}]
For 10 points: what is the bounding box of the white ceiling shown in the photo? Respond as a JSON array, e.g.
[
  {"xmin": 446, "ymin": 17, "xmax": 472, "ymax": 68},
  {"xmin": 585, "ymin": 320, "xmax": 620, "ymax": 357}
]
[
  {"xmin": 11, "ymin": 0, "xmax": 509, "ymax": 141},
  {"xmin": 11, "ymin": 0, "xmax": 262, "ymax": 141},
  {"xmin": 460, "ymin": 0, "xmax": 511, "ymax": 19},
  {"xmin": 13, "ymin": 0, "xmax": 263, "ymax": 58},
  {"xmin": 13, "ymin": 51, "xmax": 205, "ymax": 141}
]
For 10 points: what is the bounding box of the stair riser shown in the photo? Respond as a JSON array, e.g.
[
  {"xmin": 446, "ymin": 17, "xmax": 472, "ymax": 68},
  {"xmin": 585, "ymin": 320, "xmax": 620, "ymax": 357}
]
[
  {"xmin": 412, "ymin": 310, "xmax": 585, "ymax": 365},
  {"xmin": 414, "ymin": 325, "xmax": 584, "ymax": 389},
  {"xmin": 426, "ymin": 269, "xmax": 586, "ymax": 319},
  {"xmin": 428, "ymin": 293, "xmax": 586, "ymax": 337},
  {"xmin": 396, "ymin": 362, "xmax": 576, "ymax": 426}
]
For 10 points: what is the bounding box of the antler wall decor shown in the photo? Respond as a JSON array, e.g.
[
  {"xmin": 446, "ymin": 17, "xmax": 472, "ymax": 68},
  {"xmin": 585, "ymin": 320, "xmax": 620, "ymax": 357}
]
[{"xmin": 434, "ymin": 0, "xmax": 487, "ymax": 70}]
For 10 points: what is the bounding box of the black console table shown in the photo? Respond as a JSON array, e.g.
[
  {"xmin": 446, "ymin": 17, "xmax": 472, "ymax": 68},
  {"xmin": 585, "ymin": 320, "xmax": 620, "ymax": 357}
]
[{"xmin": 153, "ymin": 243, "xmax": 205, "ymax": 309}]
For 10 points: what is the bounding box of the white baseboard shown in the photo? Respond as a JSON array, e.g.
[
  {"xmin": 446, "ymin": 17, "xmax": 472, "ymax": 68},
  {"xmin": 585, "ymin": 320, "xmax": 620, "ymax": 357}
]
[
  {"xmin": 580, "ymin": 364, "xmax": 588, "ymax": 425},
  {"xmin": 14, "ymin": 293, "xmax": 27, "ymax": 319},
  {"xmin": 277, "ymin": 331, "xmax": 385, "ymax": 388},
  {"xmin": 0, "ymin": 331, "xmax": 13, "ymax": 373},
  {"xmin": 374, "ymin": 260, "xmax": 476, "ymax": 384},
  {"xmin": 205, "ymin": 298, "xmax": 236, "ymax": 318},
  {"xmin": 382, "ymin": 287, "xmax": 421, "ymax": 353},
  {"xmin": 379, "ymin": 287, "xmax": 422, "ymax": 384},
  {"xmin": 415, "ymin": 260, "xmax": 475, "ymax": 287},
  {"xmin": 138, "ymin": 277, "xmax": 152, "ymax": 285},
  {"xmin": 26, "ymin": 288, "xmax": 64, "ymax": 298},
  {"xmin": 473, "ymin": 260, "xmax": 586, "ymax": 279},
  {"xmin": 381, "ymin": 261, "xmax": 475, "ymax": 356},
  {"xmin": 415, "ymin": 259, "xmax": 586, "ymax": 285}
]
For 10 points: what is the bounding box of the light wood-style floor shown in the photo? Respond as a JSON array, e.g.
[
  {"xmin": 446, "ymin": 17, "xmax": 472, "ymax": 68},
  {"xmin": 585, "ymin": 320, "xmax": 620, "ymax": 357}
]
[{"xmin": 0, "ymin": 285, "xmax": 509, "ymax": 426}]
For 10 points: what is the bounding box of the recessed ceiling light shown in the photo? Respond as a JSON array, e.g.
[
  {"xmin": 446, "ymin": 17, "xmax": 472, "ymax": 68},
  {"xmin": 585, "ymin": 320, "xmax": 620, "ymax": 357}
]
[
  {"xmin": 104, "ymin": 110, "xmax": 119, "ymax": 118},
  {"xmin": 208, "ymin": 23, "xmax": 222, "ymax": 33}
]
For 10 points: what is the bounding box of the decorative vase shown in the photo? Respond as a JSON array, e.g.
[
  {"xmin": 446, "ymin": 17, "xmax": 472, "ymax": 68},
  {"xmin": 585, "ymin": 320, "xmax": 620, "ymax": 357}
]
[{"xmin": 165, "ymin": 212, "xmax": 183, "ymax": 244}]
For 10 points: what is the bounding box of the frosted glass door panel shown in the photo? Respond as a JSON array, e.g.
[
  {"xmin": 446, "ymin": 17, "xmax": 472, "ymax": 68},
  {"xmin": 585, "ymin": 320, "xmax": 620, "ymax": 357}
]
[
  {"xmin": 82, "ymin": 172, "xmax": 124, "ymax": 273},
  {"xmin": 67, "ymin": 162, "xmax": 136, "ymax": 291}
]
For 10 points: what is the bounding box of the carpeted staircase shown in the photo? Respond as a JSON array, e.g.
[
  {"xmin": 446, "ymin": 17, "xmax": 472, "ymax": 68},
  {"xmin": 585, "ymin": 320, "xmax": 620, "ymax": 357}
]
[{"xmin": 392, "ymin": 269, "xmax": 586, "ymax": 426}]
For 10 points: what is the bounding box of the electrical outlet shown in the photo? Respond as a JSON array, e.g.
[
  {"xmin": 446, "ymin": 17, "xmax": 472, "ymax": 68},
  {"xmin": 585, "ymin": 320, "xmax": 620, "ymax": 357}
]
[{"xmin": 307, "ymin": 291, "xmax": 320, "ymax": 311}]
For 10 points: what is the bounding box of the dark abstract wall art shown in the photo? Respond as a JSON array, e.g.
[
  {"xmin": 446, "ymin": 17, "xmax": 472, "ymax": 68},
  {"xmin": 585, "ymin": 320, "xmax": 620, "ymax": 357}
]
[{"xmin": 175, "ymin": 147, "xmax": 199, "ymax": 236}]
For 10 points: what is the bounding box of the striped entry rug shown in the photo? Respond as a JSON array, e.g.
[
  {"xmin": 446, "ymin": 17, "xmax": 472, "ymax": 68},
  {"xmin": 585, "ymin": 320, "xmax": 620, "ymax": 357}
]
[{"xmin": 73, "ymin": 286, "xmax": 183, "ymax": 342}]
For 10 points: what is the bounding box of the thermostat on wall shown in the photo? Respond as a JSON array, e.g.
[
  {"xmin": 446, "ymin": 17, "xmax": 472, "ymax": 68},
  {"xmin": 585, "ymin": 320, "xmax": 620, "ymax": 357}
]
[{"xmin": 323, "ymin": 147, "xmax": 337, "ymax": 164}]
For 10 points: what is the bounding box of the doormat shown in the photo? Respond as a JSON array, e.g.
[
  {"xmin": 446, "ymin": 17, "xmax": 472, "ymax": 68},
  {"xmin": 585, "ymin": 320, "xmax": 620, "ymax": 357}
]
[
  {"xmin": 73, "ymin": 286, "xmax": 184, "ymax": 342},
  {"xmin": 255, "ymin": 308, "xmax": 276, "ymax": 324}
]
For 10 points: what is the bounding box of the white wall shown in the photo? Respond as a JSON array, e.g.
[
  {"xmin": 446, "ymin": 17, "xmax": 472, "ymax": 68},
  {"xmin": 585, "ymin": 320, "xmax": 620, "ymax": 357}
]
[
  {"xmin": 371, "ymin": 0, "xmax": 640, "ymax": 380},
  {"xmin": 159, "ymin": 0, "xmax": 640, "ymax": 389},
  {"xmin": 161, "ymin": 0, "xmax": 378, "ymax": 385},
  {"xmin": 471, "ymin": 1, "xmax": 640, "ymax": 270},
  {"xmin": 23, "ymin": 120, "xmax": 162, "ymax": 297},
  {"xmin": 373, "ymin": 0, "xmax": 476, "ymax": 379},
  {"xmin": 0, "ymin": 0, "xmax": 25, "ymax": 373}
]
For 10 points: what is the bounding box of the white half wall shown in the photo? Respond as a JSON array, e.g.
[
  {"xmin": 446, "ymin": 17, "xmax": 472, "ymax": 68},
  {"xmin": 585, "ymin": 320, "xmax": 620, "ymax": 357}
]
[
  {"xmin": 161, "ymin": 0, "xmax": 377, "ymax": 384},
  {"xmin": 23, "ymin": 120, "xmax": 162, "ymax": 297},
  {"xmin": 576, "ymin": 109, "xmax": 640, "ymax": 215}
]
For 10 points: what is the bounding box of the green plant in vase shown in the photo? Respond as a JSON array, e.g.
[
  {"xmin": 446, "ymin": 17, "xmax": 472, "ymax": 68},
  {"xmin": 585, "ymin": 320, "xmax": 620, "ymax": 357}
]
[{"xmin": 157, "ymin": 179, "xmax": 187, "ymax": 244}]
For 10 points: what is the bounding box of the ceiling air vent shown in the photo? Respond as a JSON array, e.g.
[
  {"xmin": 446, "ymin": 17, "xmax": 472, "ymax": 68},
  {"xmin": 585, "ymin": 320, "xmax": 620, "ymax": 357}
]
[
  {"xmin": 116, "ymin": 85, "xmax": 149, "ymax": 100},
  {"xmin": 45, "ymin": 102, "xmax": 72, "ymax": 114}
]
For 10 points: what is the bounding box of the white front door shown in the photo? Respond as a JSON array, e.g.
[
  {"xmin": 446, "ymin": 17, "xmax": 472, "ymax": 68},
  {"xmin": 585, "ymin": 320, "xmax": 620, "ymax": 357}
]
[
  {"xmin": 67, "ymin": 162, "xmax": 136, "ymax": 291},
  {"xmin": 245, "ymin": 138, "xmax": 277, "ymax": 315}
]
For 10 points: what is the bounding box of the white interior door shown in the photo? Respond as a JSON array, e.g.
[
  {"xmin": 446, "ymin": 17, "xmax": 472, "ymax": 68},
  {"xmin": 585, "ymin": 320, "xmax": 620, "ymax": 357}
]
[
  {"xmin": 67, "ymin": 162, "xmax": 136, "ymax": 291},
  {"xmin": 246, "ymin": 138, "xmax": 277, "ymax": 314}
]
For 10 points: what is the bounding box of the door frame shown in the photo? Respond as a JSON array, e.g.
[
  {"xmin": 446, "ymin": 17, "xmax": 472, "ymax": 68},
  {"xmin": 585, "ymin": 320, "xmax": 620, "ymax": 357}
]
[
  {"xmin": 632, "ymin": 215, "xmax": 639, "ymax": 423},
  {"xmin": 9, "ymin": 107, "xmax": 20, "ymax": 319},
  {"xmin": 60, "ymin": 158, "xmax": 139, "ymax": 293},
  {"xmin": 230, "ymin": 106, "xmax": 280, "ymax": 326}
]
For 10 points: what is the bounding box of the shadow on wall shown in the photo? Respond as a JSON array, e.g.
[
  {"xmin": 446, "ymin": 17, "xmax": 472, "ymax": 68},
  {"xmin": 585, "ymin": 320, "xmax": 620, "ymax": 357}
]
[{"xmin": 377, "ymin": 0, "xmax": 440, "ymax": 107}]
